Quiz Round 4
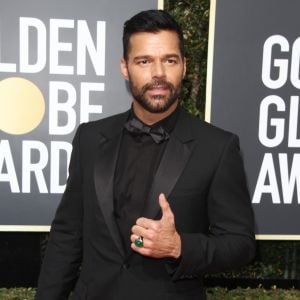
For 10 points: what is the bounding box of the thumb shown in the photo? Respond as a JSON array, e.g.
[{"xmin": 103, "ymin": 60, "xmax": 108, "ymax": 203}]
[{"xmin": 159, "ymin": 193, "xmax": 173, "ymax": 221}]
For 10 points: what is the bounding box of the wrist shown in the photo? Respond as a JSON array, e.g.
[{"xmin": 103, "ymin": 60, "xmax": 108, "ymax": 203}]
[{"xmin": 172, "ymin": 231, "xmax": 182, "ymax": 259}]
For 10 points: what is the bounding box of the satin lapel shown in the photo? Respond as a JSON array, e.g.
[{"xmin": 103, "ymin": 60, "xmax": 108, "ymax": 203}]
[
  {"xmin": 143, "ymin": 123, "xmax": 196, "ymax": 220},
  {"xmin": 94, "ymin": 114, "xmax": 128, "ymax": 258}
]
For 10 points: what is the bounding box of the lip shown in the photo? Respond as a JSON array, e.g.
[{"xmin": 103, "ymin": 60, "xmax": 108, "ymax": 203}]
[
  {"xmin": 147, "ymin": 88, "xmax": 169, "ymax": 97},
  {"xmin": 149, "ymin": 85, "xmax": 168, "ymax": 90},
  {"xmin": 147, "ymin": 86, "xmax": 169, "ymax": 93}
]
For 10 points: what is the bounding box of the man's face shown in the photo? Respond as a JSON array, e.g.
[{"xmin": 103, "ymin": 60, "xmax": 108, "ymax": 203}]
[{"xmin": 121, "ymin": 30, "xmax": 186, "ymax": 114}]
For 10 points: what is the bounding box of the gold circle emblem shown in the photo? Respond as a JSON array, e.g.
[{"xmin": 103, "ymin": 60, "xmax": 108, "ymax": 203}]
[{"xmin": 0, "ymin": 77, "xmax": 45, "ymax": 135}]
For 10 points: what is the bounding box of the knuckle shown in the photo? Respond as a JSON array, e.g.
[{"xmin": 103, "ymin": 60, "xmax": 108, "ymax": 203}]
[
  {"xmin": 147, "ymin": 240, "xmax": 154, "ymax": 248},
  {"xmin": 136, "ymin": 218, "xmax": 143, "ymax": 225},
  {"xmin": 148, "ymin": 231, "xmax": 155, "ymax": 240},
  {"xmin": 153, "ymin": 223, "xmax": 160, "ymax": 231}
]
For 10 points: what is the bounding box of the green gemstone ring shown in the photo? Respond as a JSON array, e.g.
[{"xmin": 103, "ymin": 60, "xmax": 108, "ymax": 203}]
[{"xmin": 134, "ymin": 236, "xmax": 143, "ymax": 248}]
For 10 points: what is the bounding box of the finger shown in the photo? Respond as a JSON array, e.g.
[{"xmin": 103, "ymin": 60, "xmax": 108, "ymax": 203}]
[
  {"xmin": 130, "ymin": 234, "xmax": 140, "ymax": 243},
  {"xmin": 131, "ymin": 225, "xmax": 157, "ymax": 241},
  {"xmin": 159, "ymin": 193, "xmax": 173, "ymax": 220},
  {"xmin": 131, "ymin": 225, "xmax": 148, "ymax": 237},
  {"xmin": 136, "ymin": 217, "xmax": 160, "ymax": 231},
  {"xmin": 130, "ymin": 235, "xmax": 153, "ymax": 249},
  {"xmin": 130, "ymin": 234, "xmax": 147, "ymax": 245},
  {"xmin": 131, "ymin": 242, "xmax": 153, "ymax": 256}
]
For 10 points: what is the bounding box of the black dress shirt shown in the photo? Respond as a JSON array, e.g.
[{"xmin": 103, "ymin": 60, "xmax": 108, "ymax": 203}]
[{"xmin": 114, "ymin": 106, "xmax": 180, "ymax": 254}]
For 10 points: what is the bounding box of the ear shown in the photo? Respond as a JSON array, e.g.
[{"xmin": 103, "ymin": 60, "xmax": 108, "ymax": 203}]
[{"xmin": 120, "ymin": 58, "xmax": 129, "ymax": 80}]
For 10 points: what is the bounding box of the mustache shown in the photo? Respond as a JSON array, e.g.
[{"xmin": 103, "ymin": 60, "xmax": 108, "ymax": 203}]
[{"xmin": 142, "ymin": 80, "xmax": 174, "ymax": 93}]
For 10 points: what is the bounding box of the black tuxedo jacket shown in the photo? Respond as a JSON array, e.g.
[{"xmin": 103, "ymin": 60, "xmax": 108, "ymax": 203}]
[{"xmin": 37, "ymin": 108, "xmax": 255, "ymax": 300}]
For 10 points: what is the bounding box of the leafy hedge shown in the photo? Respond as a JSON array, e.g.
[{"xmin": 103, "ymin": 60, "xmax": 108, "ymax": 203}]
[
  {"xmin": 0, "ymin": 288, "xmax": 35, "ymax": 300},
  {"xmin": 1, "ymin": 287, "xmax": 300, "ymax": 300},
  {"xmin": 207, "ymin": 286, "xmax": 300, "ymax": 299},
  {"xmin": 165, "ymin": 0, "xmax": 210, "ymax": 119}
]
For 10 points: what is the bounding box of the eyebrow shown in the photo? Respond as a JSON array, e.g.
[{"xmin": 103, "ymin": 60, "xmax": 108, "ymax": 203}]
[
  {"xmin": 133, "ymin": 54, "xmax": 181, "ymax": 61},
  {"xmin": 133, "ymin": 55, "xmax": 152, "ymax": 61},
  {"xmin": 164, "ymin": 54, "xmax": 181, "ymax": 59}
]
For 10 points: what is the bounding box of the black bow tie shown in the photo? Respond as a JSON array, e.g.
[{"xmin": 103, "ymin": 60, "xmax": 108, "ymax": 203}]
[{"xmin": 124, "ymin": 117, "xmax": 170, "ymax": 144}]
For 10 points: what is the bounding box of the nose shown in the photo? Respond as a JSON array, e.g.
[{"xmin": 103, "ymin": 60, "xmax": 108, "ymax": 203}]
[{"xmin": 151, "ymin": 61, "xmax": 166, "ymax": 79}]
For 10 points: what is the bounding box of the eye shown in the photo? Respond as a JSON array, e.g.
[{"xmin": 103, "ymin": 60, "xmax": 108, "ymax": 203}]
[
  {"xmin": 165, "ymin": 58, "xmax": 178, "ymax": 64},
  {"xmin": 137, "ymin": 59, "xmax": 150, "ymax": 65}
]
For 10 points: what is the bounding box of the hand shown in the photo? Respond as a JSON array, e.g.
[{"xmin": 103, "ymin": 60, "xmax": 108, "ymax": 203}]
[{"xmin": 130, "ymin": 193, "xmax": 181, "ymax": 259}]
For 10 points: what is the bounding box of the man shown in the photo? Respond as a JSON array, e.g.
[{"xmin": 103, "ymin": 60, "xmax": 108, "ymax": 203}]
[{"xmin": 37, "ymin": 10, "xmax": 255, "ymax": 300}]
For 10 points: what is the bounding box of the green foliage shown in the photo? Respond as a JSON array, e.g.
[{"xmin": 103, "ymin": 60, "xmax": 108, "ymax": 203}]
[
  {"xmin": 207, "ymin": 286, "xmax": 300, "ymax": 300},
  {"xmin": 165, "ymin": 0, "xmax": 210, "ymax": 119},
  {"xmin": 252, "ymin": 241, "xmax": 300, "ymax": 279},
  {"xmin": 1, "ymin": 287, "xmax": 300, "ymax": 299},
  {"xmin": 0, "ymin": 288, "xmax": 35, "ymax": 300},
  {"xmin": 207, "ymin": 240, "xmax": 300, "ymax": 280}
]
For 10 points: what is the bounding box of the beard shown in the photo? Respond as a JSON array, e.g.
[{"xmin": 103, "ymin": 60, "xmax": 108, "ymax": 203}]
[{"xmin": 128, "ymin": 77, "xmax": 181, "ymax": 113}]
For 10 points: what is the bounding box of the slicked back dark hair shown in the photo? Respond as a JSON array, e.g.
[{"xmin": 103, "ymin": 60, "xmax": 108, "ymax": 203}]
[{"xmin": 123, "ymin": 10, "xmax": 185, "ymax": 61}]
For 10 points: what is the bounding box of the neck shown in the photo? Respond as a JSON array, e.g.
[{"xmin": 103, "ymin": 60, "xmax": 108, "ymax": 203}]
[{"xmin": 132, "ymin": 101, "xmax": 179, "ymax": 125}]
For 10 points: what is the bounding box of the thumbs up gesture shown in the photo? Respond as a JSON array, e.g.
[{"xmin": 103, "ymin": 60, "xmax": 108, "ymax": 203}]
[{"xmin": 131, "ymin": 193, "xmax": 181, "ymax": 259}]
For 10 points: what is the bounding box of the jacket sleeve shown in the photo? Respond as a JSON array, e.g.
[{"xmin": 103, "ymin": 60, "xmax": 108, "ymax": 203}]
[
  {"xmin": 36, "ymin": 125, "xmax": 84, "ymax": 299},
  {"xmin": 171, "ymin": 134, "xmax": 255, "ymax": 280}
]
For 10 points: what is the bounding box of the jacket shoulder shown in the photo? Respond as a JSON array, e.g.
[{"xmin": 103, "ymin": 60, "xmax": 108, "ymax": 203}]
[
  {"xmin": 76, "ymin": 110, "xmax": 129, "ymax": 139},
  {"xmin": 180, "ymin": 109, "xmax": 235, "ymax": 142}
]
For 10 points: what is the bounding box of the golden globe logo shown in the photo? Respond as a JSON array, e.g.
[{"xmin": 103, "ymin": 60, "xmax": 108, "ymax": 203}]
[
  {"xmin": 0, "ymin": 77, "xmax": 45, "ymax": 135},
  {"xmin": 0, "ymin": 17, "xmax": 106, "ymax": 194}
]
